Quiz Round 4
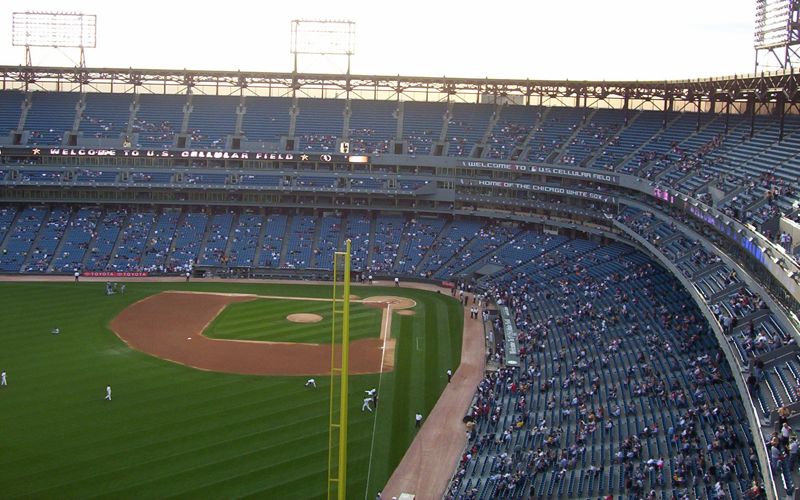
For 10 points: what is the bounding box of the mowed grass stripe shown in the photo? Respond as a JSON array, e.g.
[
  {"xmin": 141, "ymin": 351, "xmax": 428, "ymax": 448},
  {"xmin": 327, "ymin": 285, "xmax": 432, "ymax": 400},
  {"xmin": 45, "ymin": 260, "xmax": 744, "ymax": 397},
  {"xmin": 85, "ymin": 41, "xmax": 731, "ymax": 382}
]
[
  {"xmin": 1, "ymin": 377, "xmax": 315, "ymax": 454},
  {"xmin": 4, "ymin": 384, "xmax": 376, "ymax": 497},
  {"xmin": 139, "ymin": 408, "xmax": 383, "ymax": 500},
  {"xmin": 113, "ymin": 433, "xmax": 377, "ymax": 500},
  {"xmin": 17, "ymin": 426, "xmax": 332, "ymax": 499},
  {"xmin": 14, "ymin": 392, "xmax": 380, "ymax": 499},
  {"xmin": 387, "ymin": 314, "xmax": 414, "ymax": 468},
  {"xmin": 3, "ymin": 372, "xmax": 380, "ymax": 484},
  {"xmin": 99, "ymin": 397, "xmax": 382, "ymax": 499},
  {"xmin": 424, "ymin": 302, "xmax": 442, "ymax": 409},
  {"xmin": 0, "ymin": 282, "xmax": 461, "ymax": 499},
  {"xmin": 2, "ymin": 370, "xmax": 369, "ymax": 449}
]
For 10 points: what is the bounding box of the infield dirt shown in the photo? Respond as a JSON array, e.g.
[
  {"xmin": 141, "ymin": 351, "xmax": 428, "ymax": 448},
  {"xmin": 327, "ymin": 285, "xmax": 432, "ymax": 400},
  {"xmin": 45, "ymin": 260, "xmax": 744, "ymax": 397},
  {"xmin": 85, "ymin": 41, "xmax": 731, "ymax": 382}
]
[{"xmin": 110, "ymin": 291, "xmax": 395, "ymax": 375}]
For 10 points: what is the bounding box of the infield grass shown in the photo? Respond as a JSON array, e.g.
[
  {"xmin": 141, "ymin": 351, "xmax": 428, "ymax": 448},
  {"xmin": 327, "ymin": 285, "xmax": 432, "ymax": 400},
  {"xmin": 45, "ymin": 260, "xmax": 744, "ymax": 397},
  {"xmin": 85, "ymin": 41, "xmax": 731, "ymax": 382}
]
[
  {"xmin": 0, "ymin": 281, "xmax": 463, "ymax": 499},
  {"xmin": 204, "ymin": 298, "xmax": 383, "ymax": 344}
]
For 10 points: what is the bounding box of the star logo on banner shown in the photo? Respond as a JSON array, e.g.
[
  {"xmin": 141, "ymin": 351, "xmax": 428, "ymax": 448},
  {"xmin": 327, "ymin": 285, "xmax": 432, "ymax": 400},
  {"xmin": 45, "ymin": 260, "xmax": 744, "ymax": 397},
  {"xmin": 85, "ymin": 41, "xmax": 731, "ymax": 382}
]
[
  {"xmin": 32, "ymin": 148, "xmax": 41, "ymax": 155},
  {"xmin": 300, "ymin": 154, "xmax": 309, "ymax": 161}
]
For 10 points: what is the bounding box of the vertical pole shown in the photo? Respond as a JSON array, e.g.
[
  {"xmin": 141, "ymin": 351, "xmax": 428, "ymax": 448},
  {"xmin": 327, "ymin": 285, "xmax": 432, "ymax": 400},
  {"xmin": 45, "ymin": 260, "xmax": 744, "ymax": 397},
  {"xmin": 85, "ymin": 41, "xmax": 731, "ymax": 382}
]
[
  {"xmin": 327, "ymin": 251, "xmax": 339, "ymax": 500},
  {"xmin": 724, "ymin": 98, "xmax": 730, "ymax": 135},
  {"xmin": 696, "ymin": 96, "xmax": 701, "ymax": 132},
  {"xmin": 337, "ymin": 239, "xmax": 351, "ymax": 500}
]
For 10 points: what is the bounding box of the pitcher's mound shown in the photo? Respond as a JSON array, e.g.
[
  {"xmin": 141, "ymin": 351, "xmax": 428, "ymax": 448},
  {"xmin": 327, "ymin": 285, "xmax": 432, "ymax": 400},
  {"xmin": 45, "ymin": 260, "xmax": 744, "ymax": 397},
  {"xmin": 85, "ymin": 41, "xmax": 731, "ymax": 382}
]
[
  {"xmin": 362, "ymin": 296, "xmax": 416, "ymax": 310},
  {"xmin": 287, "ymin": 313, "xmax": 323, "ymax": 323}
]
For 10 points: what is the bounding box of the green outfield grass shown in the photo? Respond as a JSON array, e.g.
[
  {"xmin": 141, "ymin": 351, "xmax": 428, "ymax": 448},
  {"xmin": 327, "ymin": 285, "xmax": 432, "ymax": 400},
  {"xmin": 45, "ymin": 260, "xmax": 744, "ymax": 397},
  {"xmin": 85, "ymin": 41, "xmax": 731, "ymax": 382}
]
[{"xmin": 0, "ymin": 281, "xmax": 463, "ymax": 499}]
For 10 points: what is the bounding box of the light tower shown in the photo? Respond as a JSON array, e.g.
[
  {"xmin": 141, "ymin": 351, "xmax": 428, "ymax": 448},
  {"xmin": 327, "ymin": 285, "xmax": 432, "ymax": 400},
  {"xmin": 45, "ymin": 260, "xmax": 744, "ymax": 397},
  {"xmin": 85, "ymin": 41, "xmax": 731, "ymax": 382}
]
[
  {"xmin": 754, "ymin": 0, "xmax": 800, "ymax": 72},
  {"xmin": 290, "ymin": 19, "xmax": 356, "ymax": 75},
  {"xmin": 12, "ymin": 11, "xmax": 96, "ymax": 67}
]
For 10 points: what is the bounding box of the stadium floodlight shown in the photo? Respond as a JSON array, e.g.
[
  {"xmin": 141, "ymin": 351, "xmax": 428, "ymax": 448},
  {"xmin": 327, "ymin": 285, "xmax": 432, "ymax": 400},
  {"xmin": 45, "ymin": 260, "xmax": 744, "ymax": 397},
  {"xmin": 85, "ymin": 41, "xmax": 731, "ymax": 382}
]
[
  {"xmin": 753, "ymin": 0, "xmax": 800, "ymax": 71},
  {"xmin": 290, "ymin": 19, "xmax": 355, "ymax": 74},
  {"xmin": 11, "ymin": 11, "xmax": 96, "ymax": 67}
]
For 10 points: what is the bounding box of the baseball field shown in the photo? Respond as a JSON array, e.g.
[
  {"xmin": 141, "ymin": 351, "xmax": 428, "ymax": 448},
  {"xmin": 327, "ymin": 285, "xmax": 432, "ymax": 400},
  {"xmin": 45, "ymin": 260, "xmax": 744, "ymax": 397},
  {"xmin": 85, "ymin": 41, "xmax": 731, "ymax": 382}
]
[{"xmin": 0, "ymin": 280, "xmax": 464, "ymax": 499}]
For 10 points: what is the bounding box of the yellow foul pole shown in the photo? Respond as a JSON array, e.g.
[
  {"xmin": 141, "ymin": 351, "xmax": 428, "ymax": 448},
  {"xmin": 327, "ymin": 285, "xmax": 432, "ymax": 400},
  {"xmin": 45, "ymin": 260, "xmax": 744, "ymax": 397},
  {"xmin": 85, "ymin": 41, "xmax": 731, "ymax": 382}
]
[
  {"xmin": 328, "ymin": 239, "xmax": 351, "ymax": 500},
  {"xmin": 337, "ymin": 238, "xmax": 351, "ymax": 500}
]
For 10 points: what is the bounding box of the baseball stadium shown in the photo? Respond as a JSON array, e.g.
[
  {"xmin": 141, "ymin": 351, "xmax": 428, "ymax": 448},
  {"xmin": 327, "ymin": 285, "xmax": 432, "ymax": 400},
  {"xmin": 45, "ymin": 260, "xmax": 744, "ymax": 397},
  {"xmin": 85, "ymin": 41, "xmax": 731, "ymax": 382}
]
[{"xmin": 1, "ymin": 2, "xmax": 800, "ymax": 500}]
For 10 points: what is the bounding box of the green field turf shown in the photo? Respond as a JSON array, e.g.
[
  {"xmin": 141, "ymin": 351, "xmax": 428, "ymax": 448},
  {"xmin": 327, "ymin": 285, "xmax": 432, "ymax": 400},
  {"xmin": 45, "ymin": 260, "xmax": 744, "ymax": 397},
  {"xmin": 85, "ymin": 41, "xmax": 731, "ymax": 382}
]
[
  {"xmin": 204, "ymin": 298, "xmax": 383, "ymax": 344},
  {"xmin": 0, "ymin": 281, "xmax": 463, "ymax": 499}
]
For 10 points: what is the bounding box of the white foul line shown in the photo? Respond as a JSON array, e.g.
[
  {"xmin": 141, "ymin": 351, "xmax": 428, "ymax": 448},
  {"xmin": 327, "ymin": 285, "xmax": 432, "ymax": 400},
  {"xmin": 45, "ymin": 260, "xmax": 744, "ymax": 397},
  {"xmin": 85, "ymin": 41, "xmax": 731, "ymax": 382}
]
[{"xmin": 364, "ymin": 303, "xmax": 391, "ymax": 500}]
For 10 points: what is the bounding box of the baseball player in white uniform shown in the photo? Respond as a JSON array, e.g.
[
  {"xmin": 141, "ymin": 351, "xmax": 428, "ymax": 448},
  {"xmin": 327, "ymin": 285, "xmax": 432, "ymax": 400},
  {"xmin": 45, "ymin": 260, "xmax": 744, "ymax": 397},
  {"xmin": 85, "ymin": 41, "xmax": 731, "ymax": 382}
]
[{"xmin": 362, "ymin": 397, "xmax": 373, "ymax": 412}]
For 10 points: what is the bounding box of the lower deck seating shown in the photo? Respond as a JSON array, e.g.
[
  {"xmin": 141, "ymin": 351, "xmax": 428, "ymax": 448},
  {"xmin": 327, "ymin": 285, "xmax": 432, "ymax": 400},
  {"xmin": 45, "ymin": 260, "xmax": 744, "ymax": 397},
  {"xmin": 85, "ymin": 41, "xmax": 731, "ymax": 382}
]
[{"xmin": 446, "ymin": 244, "xmax": 758, "ymax": 499}]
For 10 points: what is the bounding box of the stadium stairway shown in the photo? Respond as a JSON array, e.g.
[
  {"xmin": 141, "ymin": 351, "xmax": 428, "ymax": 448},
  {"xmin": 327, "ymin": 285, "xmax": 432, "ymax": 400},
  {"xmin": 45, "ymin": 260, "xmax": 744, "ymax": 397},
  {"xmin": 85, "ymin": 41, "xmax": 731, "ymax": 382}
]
[
  {"xmin": 220, "ymin": 212, "xmax": 244, "ymax": 265},
  {"xmin": 421, "ymin": 219, "xmax": 487, "ymax": 278},
  {"xmin": 50, "ymin": 207, "xmax": 101, "ymax": 273},
  {"xmin": 391, "ymin": 216, "xmax": 446, "ymax": 276},
  {"xmin": 131, "ymin": 211, "xmax": 163, "ymax": 271},
  {"xmin": 344, "ymin": 213, "xmax": 371, "ymax": 272},
  {"xmin": 166, "ymin": 211, "xmax": 209, "ymax": 271},
  {"xmin": 367, "ymin": 214, "xmax": 404, "ymax": 273},
  {"xmin": 311, "ymin": 214, "xmax": 342, "ymax": 270},
  {"xmin": 426, "ymin": 220, "xmax": 488, "ymax": 279},
  {"xmin": 22, "ymin": 206, "xmax": 67, "ymax": 272},
  {"xmin": 198, "ymin": 212, "xmax": 236, "ymax": 266},
  {"xmin": 107, "ymin": 211, "xmax": 140, "ymax": 271},
  {"xmin": 639, "ymin": 114, "xmax": 703, "ymax": 178},
  {"xmin": 616, "ymin": 112, "xmax": 681, "ymax": 175},
  {"xmin": 281, "ymin": 214, "xmax": 317, "ymax": 269},
  {"xmin": 18, "ymin": 206, "xmax": 52, "ymax": 271},
  {"xmin": 257, "ymin": 213, "xmax": 288, "ymax": 269},
  {"xmin": 412, "ymin": 218, "xmax": 453, "ymax": 275},
  {"xmin": 277, "ymin": 214, "xmax": 293, "ymax": 268},
  {"xmin": 0, "ymin": 206, "xmax": 18, "ymax": 252},
  {"xmin": 46, "ymin": 207, "xmax": 79, "ymax": 273},
  {"xmin": 112, "ymin": 211, "xmax": 154, "ymax": 273},
  {"xmin": 140, "ymin": 210, "xmax": 180, "ymax": 272},
  {"xmin": 550, "ymin": 108, "xmax": 598, "ymax": 165},
  {"xmin": 451, "ymin": 227, "xmax": 528, "ymax": 278},
  {"xmin": 84, "ymin": 209, "xmax": 127, "ymax": 272},
  {"xmin": 195, "ymin": 213, "xmax": 218, "ymax": 265},
  {"xmin": 362, "ymin": 214, "xmax": 380, "ymax": 269},
  {"xmin": 0, "ymin": 206, "xmax": 47, "ymax": 272},
  {"xmin": 510, "ymin": 107, "xmax": 551, "ymax": 161},
  {"xmin": 434, "ymin": 223, "xmax": 521, "ymax": 280},
  {"xmin": 589, "ymin": 111, "xmax": 656, "ymax": 171},
  {"xmin": 230, "ymin": 213, "xmax": 266, "ymax": 268}
]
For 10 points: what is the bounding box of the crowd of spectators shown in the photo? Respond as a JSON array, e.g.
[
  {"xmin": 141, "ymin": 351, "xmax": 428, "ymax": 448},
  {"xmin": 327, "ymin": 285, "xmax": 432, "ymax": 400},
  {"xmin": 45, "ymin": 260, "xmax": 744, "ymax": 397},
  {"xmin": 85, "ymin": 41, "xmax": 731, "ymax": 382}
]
[
  {"xmin": 447, "ymin": 244, "xmax": 764, "ymax": 499},
  {"xmin": 131, "ymin": 118, "xmax": 176, "ymax": 147}
]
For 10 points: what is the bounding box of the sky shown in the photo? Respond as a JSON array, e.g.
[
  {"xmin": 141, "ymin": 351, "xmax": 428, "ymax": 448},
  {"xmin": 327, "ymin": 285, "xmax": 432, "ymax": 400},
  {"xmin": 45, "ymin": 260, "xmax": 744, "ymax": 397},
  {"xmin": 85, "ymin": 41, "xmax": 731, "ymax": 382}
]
[{"xmin": 0, "ymin": 0, "xmax": 759, "ymax": 81}]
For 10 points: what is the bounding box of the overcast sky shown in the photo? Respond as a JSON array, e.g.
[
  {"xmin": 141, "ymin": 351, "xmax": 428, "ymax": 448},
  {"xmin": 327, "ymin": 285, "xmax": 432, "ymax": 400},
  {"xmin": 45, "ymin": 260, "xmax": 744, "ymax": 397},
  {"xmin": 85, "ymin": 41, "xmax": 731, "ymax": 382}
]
[{"xmin": 0, "ymin": 0, "xmax": 759, "ymax": 81}]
